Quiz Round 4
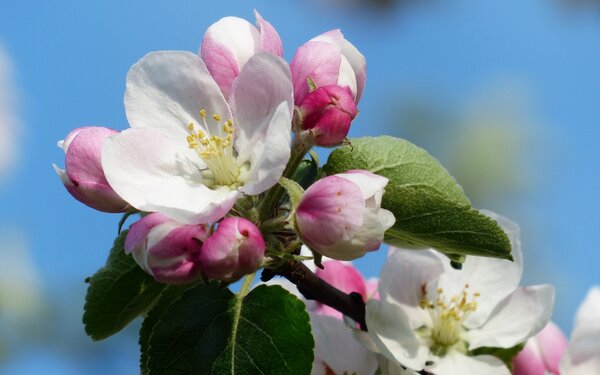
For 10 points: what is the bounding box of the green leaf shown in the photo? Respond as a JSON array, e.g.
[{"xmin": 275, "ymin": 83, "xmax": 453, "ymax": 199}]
[
  {"xmin": 324, "ymin": 136, "xmax": 470, "ymax": 205},
  {"xmin": 383, "ymin": 187, "xmax": 512, "ymax": 259},
  {"xmin": 140, "ymin": 285, "xmax": 192, "ymax": 375},
  {"xmin": 324, "ymin": 136, "xmax": 511, "ymax": 259},
  {"xmin": 291, "ymin": 156, "xmax": 319, "ymax": 190},
  {"xmin": 279, "ymin": 177, "xmax": 305, "ymax": 210},
  {"xmin": 146, "ymin": 283, "xmax": 314, "ymax": 375},
  {"xmin": 83, "ymin": 230, "xmax": 167, "ymax": 340}
]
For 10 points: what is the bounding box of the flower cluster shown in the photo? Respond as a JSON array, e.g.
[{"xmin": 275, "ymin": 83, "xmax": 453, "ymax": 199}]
[
  {"xmin": 54, "ymin": 11, "xmax": 390, "ymax": 284},
  {"xmin": 54, "ymin": 11, "xmax": 569, "ymax": 375}
]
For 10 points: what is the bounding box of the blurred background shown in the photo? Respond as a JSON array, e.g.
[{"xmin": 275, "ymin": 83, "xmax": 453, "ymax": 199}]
[{"xmin": 0, "ymin": 0, "xmax": 599, "ymax": 373}]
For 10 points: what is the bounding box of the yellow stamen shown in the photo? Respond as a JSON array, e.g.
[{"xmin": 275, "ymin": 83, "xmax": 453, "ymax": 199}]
[{"xmin": 186, "ymin": 108, "xmax": 239, "ymax": 186}]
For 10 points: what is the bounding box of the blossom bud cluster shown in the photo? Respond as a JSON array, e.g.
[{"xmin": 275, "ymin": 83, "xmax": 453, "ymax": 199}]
[
  {"xmin": 53, "ymin": 11, "xmax": 386, "ymax": 279},
  {"xmin": 125, "ymin": 214, "xmax": 265, "ymax": 284}
]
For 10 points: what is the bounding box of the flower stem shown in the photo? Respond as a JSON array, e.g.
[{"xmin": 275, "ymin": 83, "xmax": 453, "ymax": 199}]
[
  {"xmin": 259, "ymin": 133, "xmax": 313, "ymax": 221},
  {"xmin": 238, "ymin": 272, "xmax": 255, "ymax": 298},
  {"xmin": 264, "ymin": 260, "xmax": 367, "ymax": 331}
]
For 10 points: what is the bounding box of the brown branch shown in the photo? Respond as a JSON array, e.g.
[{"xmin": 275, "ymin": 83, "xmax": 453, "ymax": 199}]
[{"xmin": 263, "ymin": 260, "xmax": 367, "ymax": 330}]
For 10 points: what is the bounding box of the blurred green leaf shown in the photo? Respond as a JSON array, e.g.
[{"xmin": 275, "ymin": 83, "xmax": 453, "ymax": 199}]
[
  {"xmin": 146, "ymin": 283, "xmax": 314, "ymax": 375},
  {"xmin": 83, "ymin": 230, "xmax": 166, "ymax": 340},
  {"xmin": 324, "ymin": 136, "xmax": 511, "ymax": 259}
]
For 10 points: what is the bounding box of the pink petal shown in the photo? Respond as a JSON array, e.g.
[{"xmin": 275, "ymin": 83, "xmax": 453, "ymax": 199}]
[
  {"xmin": 254, "ymin": 10, "xmax": 283, "ymax": 57},
  {"xmin": 290, "ymin": 40, "xmax": 341, "ymax": 105}
]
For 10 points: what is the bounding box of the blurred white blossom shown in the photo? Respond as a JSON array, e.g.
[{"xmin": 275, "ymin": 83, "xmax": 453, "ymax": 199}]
[{"xmin": 0, "ymin": 44, "xmax": 20, "ymax": 181}]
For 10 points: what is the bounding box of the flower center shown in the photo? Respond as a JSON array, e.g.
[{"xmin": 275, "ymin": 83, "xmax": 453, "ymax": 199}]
[
  {"xmin": 187, "ymin": 109, "xmax": 240, "ymax": 187},
  {"xmin": 419, "ymin": 284, "xmax": 480, "ymax": 352}
]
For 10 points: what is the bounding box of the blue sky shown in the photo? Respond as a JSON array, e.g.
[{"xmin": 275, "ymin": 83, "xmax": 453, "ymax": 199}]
[{"xmin": 1, "ymin": 0, "xmax": 599, "ymax": 373}]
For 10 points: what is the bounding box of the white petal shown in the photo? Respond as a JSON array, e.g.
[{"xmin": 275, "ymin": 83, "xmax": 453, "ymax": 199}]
[
  {"xmin": 428, "ymin": 350, "xmax": 510, "ymax": 375},
  {"xmin": 102, "ymin": 128, "xmax": 237, "ymax": 224},
  {"xmin": 336, "ymin": 170, "xmax": 388, "ymax": 200},
  {"xmin": 125, "ymin": 51, "xmax": 232, "ymax": 150},
  {"xmin": 465, "ymin": 285, "xmax": 555, "ymax": 350},
  {"xmin": 52, "ymin": 164, "xmax": 72, "ymax": 186},
  {"xmin": 379, "ymin": 248, "xmax": 444, "ymax": 328},
  {"xmin": 572, "ymin": 286, "xmax": 600, "ymax": 340},
  {"xmin": 365, "ymin": 299, "xmax": 430, "ymax": 371},
  {"xmin": 341, "ymin": 38, "xmax": 366, "ymax": 102},
  {"xmin": 560, "ymin": 336, "xmax": 600, "ymax": 375},
  {"xmin": 310, "ymin": 314, "xmax": 378, "ymax": 375},
  {"xmin": 144, "ymin": 177, "xmax": 240, "ymax": 224},
  {"xmin": 203, "ymin": 17, "xmax": 260, "ymax": 71},
  {"xmin": 337, "ymin": 54, "xmax": 358, "ymax": 99},
  {"xmin": 229, "ymin": 53, "xmax": 293, "ymax": 195},
  {"xmin": 438, "ymin": 211, "xmax": 523, "ymax": 328},
  {"xmin": 378, "ymin": 357, "xmax": 419, "ymax": 375},
  {"xmin": 560, "ymin": 286, "xmax": 600, "ymax": 375}
]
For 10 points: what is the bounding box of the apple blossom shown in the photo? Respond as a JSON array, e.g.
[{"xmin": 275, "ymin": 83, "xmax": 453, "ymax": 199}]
[
  {"xmin": 200, "ymin": 10, "xmax": 283, "ymax": 99},
  {"xmin": 291, "ymin": 30, "xmax": 365, "ymax": 145},
  {"xmin": 298, "ymin": 85, "xmax": 358, "ymax": 146},
  {"xmin": 53, "ymin": 126, "xmax": 129, "ymax": 213},
  {"xmin": 365, "ymin": 212, "xmax": 555, "ymax": 375},
  {"xmin": 291, "ymin": 29, "xmax": 365, "ymax": 106},
  {"xmin": 512, "ymin": 321, "xmax": 567, "ymax": 375},
  {"xmin": 560, "ymin": 286, "xmax": 600, "ymax": 375},
  {"xmin": 124, "ymin": 213, "xmax": 208, "ymax": 285},
  {"xmin": 295, "ymin": 170, "xmax": 395, "ymax": 260},
  {"xmin": 102, "ymin": 50, "xmax": 294, "ymax": 224},
  {"xmin": 199, "ymin": 217, "xmax": 265, "ymax": 282},
  {"xmin": 311, "ymin": 314, "xmax": 379, "ymax": 375}
]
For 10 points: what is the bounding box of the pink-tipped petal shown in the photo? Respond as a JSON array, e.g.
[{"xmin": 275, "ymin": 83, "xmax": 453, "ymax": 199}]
[
  {"xmin": 296, "ymin": 175, "xmax": 364, "ymax": 248},
  {"xmin": 290, "ymin": 40, "xmax": 341, "ymax": 105},
  {"xmin": 230, "ymin": 53, "xmax": 293, "ymax": 196},
  {"xmin": 57, "ymin": 126, "xmax": 129, "ymax": 213},
  {"xmin": 254, "ymin": 10, "xmax": 283, "ymax": 57},
  {"xmin": 200, "ymin": 36, "xmax": 240, "ymax": 100}
]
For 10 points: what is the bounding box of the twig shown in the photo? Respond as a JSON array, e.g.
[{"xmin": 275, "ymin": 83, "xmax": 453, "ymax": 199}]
[{"xmin": 264, "ymin": 260, "xmax": 367, "ymax": 331}]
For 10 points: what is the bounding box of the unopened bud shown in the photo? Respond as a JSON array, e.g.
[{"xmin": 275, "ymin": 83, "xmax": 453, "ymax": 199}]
[
  {"xmin": 299, "ymin": 85, "xmax": 357, "ymax": 146},
  {"xmin": 125, "ymin": 213, "xmax": 208, "ymax": 284},
  {"xmin": 200, "ymin": 217, "xmax": 265, "ymax": 282},
  {"xmin": 295, "ymin": 170, "xmax": 395, "ymax": 261},
  {"xmin": 53, "ymin": 126, "xmax": 129, "ymax": 213}
]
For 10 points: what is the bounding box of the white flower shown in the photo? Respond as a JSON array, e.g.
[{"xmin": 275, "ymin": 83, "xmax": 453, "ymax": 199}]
[
  {"xmin": 560, "ymin": 286, "xmax": 600, "ymax": 375},
  {"xmin": 364, "ymin": 212, "xmax": 555, "ymax": 375},
  {"xmin": 0, "ymin": 45, "xmax": 20, "ymax": 181},
  {"xmin": 311, "ymin": 314, "xmax": 379, "ymax": 375},
  {"xmin": 102, "ymin": 51, "xmax": 294, "ymax": 224}
]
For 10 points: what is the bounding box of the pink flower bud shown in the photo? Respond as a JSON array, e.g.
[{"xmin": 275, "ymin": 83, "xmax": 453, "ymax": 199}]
[
  {"xmin": 295, "ymin": 170, "xmax": 395, "ymax": 261},
  {"xmin": 513, "ymin": 321, "xmax": 568, "ymax": 375},
  {"xmin": 291, "ymin": 29, "xmax": 366, "ymax": 106},
  {"xmin": 299, "ymin": 85, "xmax": 357, "ymax": 146},
  {"xmin": 125, "ymin": 213, "xmax": 208, "ymax": 285},
  {"xmin": 53, "ymin": 126, "xmax": 129, "ymax": 213},
  {"xmin": 200, "ymin": 10, "xmax": 283, "ymax": 99},
  {"xmin": 199, "ymin": 217, "xmax": 265, "ymax": 282}
]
